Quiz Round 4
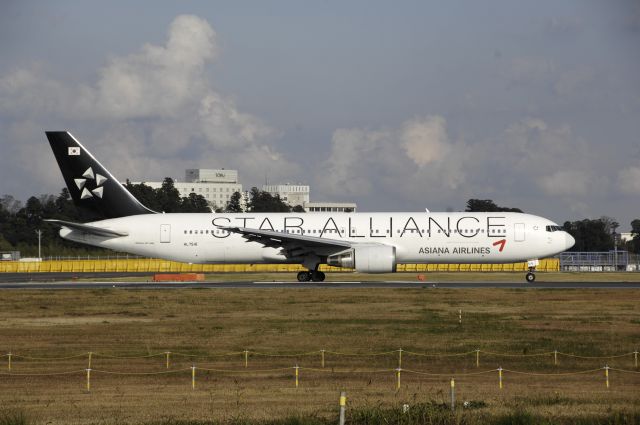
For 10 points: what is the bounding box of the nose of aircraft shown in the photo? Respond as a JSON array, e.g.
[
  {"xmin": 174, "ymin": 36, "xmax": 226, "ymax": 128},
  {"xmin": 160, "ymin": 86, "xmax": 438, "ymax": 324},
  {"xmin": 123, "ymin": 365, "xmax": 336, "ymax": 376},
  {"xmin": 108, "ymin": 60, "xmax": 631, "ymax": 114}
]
[{"xmin": 564, "ymin": 232, "xmax": 575, "ymax": 251}]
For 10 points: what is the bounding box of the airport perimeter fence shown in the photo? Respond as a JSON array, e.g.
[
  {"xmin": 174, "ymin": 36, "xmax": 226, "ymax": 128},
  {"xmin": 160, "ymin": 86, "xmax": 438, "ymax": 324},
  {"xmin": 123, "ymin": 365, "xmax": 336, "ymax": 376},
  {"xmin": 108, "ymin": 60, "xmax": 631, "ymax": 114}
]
[
  {"xmin": 1, "ymin": 348, "xmax": 638, "ymax": 392},
  {"xmin": 0, "ymin": 258, "xmax": 560, "ymax": 273},
  {"xmin": 559, "ymin": 251, "xmax": 640, "ymax": 272}
]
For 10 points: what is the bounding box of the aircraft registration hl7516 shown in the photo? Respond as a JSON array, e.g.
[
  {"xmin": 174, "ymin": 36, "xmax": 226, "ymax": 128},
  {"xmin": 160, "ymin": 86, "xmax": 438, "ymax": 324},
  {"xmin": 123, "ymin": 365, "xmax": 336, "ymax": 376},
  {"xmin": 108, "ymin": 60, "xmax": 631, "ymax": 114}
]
[{"xmin": 45, "ymin": 131, "xmax": 575, "ymax": 283}]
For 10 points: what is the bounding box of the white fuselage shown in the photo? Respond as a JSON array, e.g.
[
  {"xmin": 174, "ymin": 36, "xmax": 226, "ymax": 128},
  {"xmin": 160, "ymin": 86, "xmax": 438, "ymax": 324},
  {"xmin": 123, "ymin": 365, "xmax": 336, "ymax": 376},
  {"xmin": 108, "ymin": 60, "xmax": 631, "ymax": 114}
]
[{"xmin": 60, "ymin": 212, "xmax": 574, "ymax": 266}]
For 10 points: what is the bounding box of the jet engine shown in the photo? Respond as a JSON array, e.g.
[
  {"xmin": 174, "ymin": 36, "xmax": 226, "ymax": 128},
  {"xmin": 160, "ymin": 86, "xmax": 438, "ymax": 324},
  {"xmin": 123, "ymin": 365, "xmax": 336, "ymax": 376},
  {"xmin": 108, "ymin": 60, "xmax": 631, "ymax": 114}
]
[{"xmin": 327, "ymin": 245, "xmax": 397, "ymax": 273}]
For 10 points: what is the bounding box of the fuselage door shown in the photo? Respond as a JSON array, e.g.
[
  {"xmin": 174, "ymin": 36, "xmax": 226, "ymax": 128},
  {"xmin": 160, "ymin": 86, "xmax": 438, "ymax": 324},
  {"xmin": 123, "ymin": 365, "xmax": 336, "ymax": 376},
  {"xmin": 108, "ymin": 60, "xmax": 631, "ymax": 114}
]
[
  {"xmin": 514, "ymin": 223, "xmax": 525, "ymax": 242},
  {"xmin": 160, "ymin": 224, "xmax": 171, "ymax": 243}
]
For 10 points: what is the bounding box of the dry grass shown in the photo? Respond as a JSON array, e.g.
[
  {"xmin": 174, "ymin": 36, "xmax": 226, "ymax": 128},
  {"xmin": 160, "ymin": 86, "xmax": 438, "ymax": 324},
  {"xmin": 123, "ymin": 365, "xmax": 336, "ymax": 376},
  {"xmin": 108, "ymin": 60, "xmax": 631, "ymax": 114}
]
[{"xmin": 0, "ymin": 287, "xmax": 638, "ymax": 424}]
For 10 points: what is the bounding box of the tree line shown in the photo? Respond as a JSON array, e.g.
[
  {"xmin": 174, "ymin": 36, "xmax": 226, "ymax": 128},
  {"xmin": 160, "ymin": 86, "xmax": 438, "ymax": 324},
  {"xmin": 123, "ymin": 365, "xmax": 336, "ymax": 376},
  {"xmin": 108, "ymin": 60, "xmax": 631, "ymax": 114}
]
[
  {"xmin": 0, "ymin": 178, "xmax": 302, "ymax": 257},
  {"xmin": 465, "ymin": 199, "xmax": 640, "ymax": 253},
  {"xmin": 0, "ymin": 192, "xmax": 637, "ymax": 258}
]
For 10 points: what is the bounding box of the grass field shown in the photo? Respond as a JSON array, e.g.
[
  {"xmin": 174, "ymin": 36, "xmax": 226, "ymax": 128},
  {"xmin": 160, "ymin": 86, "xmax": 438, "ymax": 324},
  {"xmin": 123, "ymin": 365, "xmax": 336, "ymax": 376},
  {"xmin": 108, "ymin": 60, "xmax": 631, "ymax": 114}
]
[{"xmin": 0, "ymin": 278, "xmax": 639, "ymax": 424}]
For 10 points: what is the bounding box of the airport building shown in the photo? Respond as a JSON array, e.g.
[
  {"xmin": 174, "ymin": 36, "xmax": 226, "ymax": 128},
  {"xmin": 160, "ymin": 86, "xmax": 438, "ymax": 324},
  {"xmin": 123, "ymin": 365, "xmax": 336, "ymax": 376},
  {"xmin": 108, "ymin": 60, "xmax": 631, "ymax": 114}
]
[
  {"xmin": 262, "ymin": 184, "xmax": 357, "ymax": 212},
  {"xmin": 130, "ymin": 171, "xmax": 356, "ymax": 212},
  {"xmin": 129, "ymin": 169, "xmax": 242, "ymax": 209}
]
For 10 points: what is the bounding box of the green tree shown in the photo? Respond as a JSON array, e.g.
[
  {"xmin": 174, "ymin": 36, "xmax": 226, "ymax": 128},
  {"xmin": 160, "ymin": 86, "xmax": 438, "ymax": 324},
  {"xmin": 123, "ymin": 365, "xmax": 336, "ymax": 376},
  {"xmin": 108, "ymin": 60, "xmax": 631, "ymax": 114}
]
[
  {"xmin": 630, "ymin": 219, "xmax": 640, "ymax": 254},
  {"xmin": 247, "ymin": 187, "xmax": 291, "ymax": 212},
  {"xmin": 125, "ymin": 180, "xmax": 160, "ymax": 211},
  {"xmin": 24, "ymin": 196, "xmax": 44, "ymax": 227},
  {"xmin": 599, "ymin": 216, "xmax": 620, "ymax": 235},
  {"xmin": 225, "ymin": 191, "xmax": 244, "ymax": 212},
  {"xmin": 157, "ymin": 177, "xmax": 182, "ymax": 212},
  {"xmin": 0, "ymin": 195, "xmax": 22, "ymax": 214},
  {"xmin": 53, "ymin": 188, "xmax": 78, "ymax": 220},
  {"xmin": 562, "ymin": 219, "xmax": 614, "ymax": 252},
  {"xmin": 181, "ymin": 193, "xmax": 210, "ymax": 212},
  {"xmin": 465, "ymin": 199, "xmax": 523, "ymax": 213}
]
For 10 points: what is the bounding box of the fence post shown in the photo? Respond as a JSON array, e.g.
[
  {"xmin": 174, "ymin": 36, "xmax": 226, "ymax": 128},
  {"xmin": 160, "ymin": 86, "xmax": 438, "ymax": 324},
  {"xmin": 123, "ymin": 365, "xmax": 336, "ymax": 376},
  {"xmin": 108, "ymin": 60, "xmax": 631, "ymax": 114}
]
[
  {"xmin": 7, "ymin": 353, "xmax": 11, "ymax": 371},
  {"xmin": 450, "ymin": 378, "xmax": 455, "ymax": 411},
  {"xmin": 191, "ymin": 365, "xmax": 196, "ymax": 390},
  {"xmin": 88, "ymin": 351, "xmax": 93, "ymax": 369},
  {"xmin": 395, "ymin": 368, "xmax": 401, "ymax": 390},
  {"xmin": 554, "ymin": 350, "xmax": 558, "ymax": 366},
  {"xmin": 634, "ymin": 351, "xmax": 638, "ymax": 369},
  {"xmin": 604, "ymin": 365, "xmax": 609, "ymax": 389},
  {"xmin": 398, "ymin": 348, "xmax": 403, "ymax": 368},
  {"xmin": 476, "ymin": 349, "xmax": 480, "ymax": 368},
  {"xmin": 458, "ymin": 309, "xmax": 462, "ymax": 325},
  {"xmin": 86, "ymin": 368, "xmax": 91, "ymax": 392},
  {"xmin": 295, "ymin": 365, "xmax": 299, "ymax": 388},
  {"xmin": 498, "ymin": 367, "xmax": 503, "ymax": 390},
  {"xmin": 321, "ymin": 349, "xmax": 325, "ymax": 368},
  {"xmin": 166, "ymin": 352, "xmax": 170, "ymax": 369},
  {"xmin": 339, "ymin": 391, "xmax": 347, "ymax": 425},
  {"xmin": 244, "ymin": 350, "xmax": 249, "ymax": 368}
]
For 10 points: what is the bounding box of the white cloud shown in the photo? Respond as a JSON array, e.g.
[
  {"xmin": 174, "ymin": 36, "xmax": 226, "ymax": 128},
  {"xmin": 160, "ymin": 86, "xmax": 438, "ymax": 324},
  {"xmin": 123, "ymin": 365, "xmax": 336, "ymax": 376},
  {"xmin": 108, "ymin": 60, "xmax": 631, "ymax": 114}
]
[
  {"xmin": 617, "ymin": 166, "xmax": 640, "ymax": 195},
  {"xmin": 96, "ymin": 15, "xmax": 215, "ymax": 119},
  {"xmin": 0, "ymin": 14, "xmax": 294, "ymax": 192},
  {"xmin": 197, "ymin": 93, "xmax": 274, "ymax": 149},
  {"xmin": 537, "ymin": 170, "xmax": 590, "ymax": 196},
  {"xmin": 321, "ymin": 128, "xmax": 392, "ymax": 196},
  {"xmin": 401, "ymin": 116, "xmax": 450, "ymax": 167},
  {"xmin": 317, "ymin": 114, "xmax": 609, "ymax": 212},
  {"xmin": 318, "ymin": 115, "xmax": 468, "ymax": 202}
]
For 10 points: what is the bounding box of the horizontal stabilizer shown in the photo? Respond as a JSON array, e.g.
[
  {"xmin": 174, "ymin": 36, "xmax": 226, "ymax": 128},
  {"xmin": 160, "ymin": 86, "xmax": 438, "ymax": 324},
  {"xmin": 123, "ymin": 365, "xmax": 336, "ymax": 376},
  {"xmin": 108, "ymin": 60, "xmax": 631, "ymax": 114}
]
[{"xmin": 44, "ymin": 219, "xmax": 128, "ymax": 237}]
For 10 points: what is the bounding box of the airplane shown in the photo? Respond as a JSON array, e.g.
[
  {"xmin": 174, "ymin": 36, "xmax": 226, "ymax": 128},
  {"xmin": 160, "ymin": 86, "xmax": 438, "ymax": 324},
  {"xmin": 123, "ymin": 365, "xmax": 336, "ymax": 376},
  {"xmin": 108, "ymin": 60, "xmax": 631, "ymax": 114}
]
[{"xmin": 44, "ymin": 131, "xmax": 575, "ymax": 283}]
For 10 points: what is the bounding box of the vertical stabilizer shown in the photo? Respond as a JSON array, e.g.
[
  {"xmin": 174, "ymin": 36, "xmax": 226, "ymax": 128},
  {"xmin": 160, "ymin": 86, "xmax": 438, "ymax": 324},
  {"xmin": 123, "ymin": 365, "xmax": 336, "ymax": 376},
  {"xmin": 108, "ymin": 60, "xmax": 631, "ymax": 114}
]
[{"xmin": 46, "ymin": 131, "xmax": 156, "ymax": 219}]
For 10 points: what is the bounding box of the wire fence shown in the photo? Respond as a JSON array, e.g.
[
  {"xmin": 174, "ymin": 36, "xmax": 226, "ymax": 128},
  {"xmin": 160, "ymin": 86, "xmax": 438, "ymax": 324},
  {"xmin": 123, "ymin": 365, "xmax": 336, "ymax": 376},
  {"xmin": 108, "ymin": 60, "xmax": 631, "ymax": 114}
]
[{"xmin": 2, "ymin": 348, "xmax": 638, "ymax": 392}]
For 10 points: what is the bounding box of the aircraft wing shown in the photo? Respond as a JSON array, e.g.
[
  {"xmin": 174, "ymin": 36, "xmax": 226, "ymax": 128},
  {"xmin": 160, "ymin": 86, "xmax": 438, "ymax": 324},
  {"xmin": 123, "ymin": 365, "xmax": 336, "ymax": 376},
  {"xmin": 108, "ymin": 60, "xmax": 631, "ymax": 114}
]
[
  {"xmin": 44, "ymin": 219, "xmax": 129, "ymax": 238},
  {"xmin": 221, "ymin": 226, "xmax": 356, "ymax": 257}
]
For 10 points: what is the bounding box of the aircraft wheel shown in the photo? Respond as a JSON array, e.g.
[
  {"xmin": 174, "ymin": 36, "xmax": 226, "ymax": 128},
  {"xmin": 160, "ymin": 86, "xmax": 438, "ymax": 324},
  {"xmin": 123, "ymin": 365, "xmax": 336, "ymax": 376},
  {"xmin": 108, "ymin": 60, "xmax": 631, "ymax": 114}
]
[
  {"xmin": 525, "ymin": 272, "xmax": 536, "ymax": 283},
  {"xmin": 311, "ymin": 271, "xmax": 326, "ymax": 282},
  {"xmin": 297, "ymin": 271, "xmax": 311, "ymax": 282}
]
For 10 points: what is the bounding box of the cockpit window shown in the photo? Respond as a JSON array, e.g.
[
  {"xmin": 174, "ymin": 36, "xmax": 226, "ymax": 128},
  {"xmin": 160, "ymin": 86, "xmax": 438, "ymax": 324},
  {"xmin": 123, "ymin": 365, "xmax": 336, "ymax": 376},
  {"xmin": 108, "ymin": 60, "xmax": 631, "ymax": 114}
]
[{"xmin": 546, "ymin": 225, "xmax": 563, "ymax": 232}]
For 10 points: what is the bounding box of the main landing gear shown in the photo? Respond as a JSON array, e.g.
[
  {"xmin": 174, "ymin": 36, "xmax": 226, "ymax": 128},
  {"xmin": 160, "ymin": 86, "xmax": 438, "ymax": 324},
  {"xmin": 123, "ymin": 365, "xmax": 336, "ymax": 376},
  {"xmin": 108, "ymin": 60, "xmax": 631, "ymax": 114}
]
[{"xmin": 297, "ymin": 270, "xmax": 326, "ymax": 282}]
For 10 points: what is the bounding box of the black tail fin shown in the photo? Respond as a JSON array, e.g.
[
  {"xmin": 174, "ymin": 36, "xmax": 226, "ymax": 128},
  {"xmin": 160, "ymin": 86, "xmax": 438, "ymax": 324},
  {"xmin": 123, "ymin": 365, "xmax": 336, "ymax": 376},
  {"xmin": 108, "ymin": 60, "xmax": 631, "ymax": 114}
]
[{"xmin": 46, "ymin": 131, "xmax": 156, "ymax": 220}]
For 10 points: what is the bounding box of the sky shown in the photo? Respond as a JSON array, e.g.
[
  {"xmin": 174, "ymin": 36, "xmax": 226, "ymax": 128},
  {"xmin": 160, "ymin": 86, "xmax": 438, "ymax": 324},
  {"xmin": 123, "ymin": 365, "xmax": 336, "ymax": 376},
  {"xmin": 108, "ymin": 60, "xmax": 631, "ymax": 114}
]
[{"xmin": 1, "ymin": 1, "xmax": 639, "ymax": 229}]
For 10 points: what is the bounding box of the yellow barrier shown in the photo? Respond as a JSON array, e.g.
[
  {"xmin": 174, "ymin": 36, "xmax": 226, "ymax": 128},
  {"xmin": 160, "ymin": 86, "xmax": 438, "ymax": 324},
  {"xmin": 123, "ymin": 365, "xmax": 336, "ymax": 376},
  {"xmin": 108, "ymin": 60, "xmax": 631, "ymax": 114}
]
[{"xmin": 0, "ymin": 258, "xmax": 560, "ymax": 273}]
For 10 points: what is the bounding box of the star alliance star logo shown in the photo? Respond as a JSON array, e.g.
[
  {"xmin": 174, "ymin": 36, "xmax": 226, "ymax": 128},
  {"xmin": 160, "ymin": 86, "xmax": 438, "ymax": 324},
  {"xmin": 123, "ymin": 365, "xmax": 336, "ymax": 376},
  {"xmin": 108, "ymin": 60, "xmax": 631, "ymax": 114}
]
[{"xmin": 74, "ymin": 167, "xmax": 107, "ymax": 199}]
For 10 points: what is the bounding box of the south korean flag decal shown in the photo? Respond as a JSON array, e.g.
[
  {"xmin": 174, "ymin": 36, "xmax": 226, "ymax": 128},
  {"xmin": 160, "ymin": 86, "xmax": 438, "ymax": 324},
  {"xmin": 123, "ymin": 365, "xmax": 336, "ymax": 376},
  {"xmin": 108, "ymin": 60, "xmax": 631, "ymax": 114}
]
[{"xmin": 68, "ymin": 146, "xmax": 81, "ymax": 156}]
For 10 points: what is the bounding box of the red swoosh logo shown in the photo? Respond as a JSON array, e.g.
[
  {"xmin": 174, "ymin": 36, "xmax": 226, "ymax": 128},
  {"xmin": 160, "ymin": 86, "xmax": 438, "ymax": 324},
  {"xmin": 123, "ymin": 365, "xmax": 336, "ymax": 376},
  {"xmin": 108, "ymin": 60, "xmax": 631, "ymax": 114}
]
[{"xmin": 492, "ymin": 239, "xmax": 506, "ymax": 252}]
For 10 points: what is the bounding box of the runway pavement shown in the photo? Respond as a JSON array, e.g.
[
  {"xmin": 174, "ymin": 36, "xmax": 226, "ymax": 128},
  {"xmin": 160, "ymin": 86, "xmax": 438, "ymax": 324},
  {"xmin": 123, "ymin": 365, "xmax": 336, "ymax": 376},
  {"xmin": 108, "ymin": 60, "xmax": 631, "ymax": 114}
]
[{"xmin": 0, "ymin": 278, "xmax": 639, "ymax": 289}]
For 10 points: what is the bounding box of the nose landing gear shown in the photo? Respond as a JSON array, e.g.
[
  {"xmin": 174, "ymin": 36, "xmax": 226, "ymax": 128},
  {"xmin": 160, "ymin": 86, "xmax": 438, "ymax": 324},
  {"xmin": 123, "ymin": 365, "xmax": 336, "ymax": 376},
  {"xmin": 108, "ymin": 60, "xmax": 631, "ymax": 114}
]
[{"xmin": 525, "ymin": 259, "xmax": 539, "ymax": 283}]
